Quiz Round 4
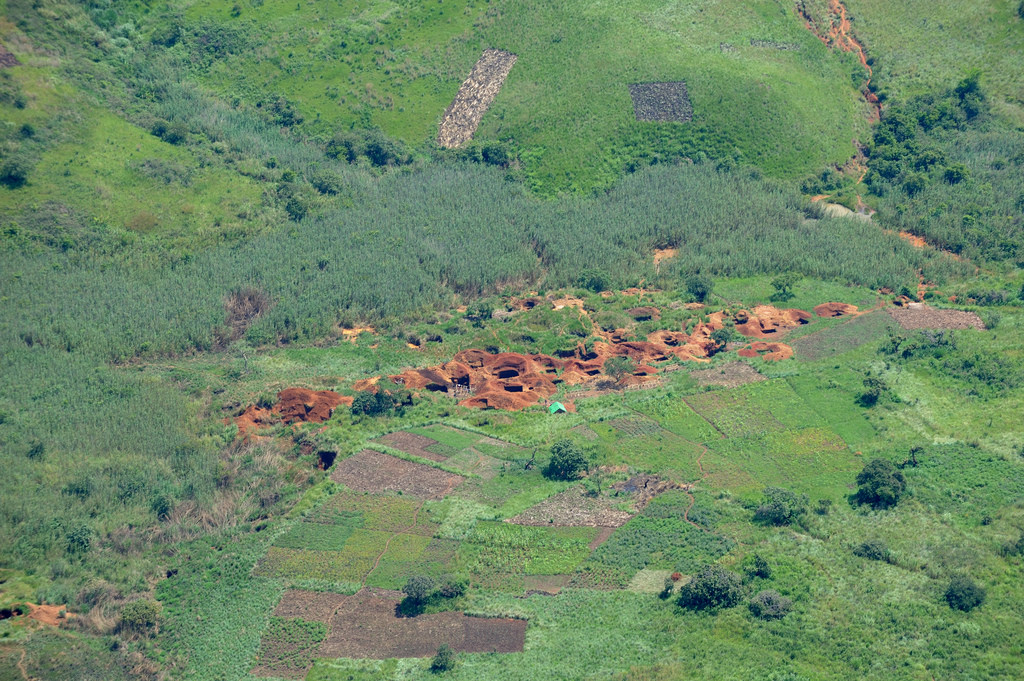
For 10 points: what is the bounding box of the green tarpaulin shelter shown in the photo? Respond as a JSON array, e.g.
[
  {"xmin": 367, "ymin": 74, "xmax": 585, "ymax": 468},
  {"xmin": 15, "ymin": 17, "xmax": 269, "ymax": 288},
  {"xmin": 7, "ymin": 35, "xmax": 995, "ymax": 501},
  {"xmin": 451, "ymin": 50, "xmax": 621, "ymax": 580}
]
[{"xmin": 548, "ymin": 402, "xmax": 567, "ymax": 414}]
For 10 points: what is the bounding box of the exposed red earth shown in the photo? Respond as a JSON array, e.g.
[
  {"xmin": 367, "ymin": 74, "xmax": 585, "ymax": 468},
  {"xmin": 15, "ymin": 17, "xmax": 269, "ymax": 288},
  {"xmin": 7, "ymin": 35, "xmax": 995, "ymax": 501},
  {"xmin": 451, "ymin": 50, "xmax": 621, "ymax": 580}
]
[{"xmin": 232, "ymin": 388, "xmax": 352, "ymax": 435}]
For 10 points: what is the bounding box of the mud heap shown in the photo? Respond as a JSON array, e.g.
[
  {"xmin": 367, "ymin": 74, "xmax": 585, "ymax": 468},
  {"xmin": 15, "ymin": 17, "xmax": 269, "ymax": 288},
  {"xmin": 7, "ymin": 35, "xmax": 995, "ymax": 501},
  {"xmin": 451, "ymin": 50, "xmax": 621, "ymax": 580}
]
[
  {"xmin": 813, "ymin": 302, "xmax": 859, "ymax": 318},
  {"xmin": 234, "ymin": 388, "xmax": 353, "ymax": 435}
]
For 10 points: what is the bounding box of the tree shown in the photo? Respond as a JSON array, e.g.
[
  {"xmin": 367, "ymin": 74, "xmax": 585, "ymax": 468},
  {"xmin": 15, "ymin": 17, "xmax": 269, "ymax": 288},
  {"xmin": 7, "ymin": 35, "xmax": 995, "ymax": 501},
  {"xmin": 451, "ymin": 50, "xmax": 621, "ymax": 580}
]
[
  {"xmin": 603, "ymin": 356, "xmax": 637, "ymax": 386},
  {"xmin": 431, "ymin": 643, "xmax": 457, "ymax": 672},
  {"xmin": 743, "ymin": 554, "xmax": 772, "ymax": 580},
  {"xmin": 685, "ymin": 273, "xmax": 713, "ymax": 302},
  {"xmin": 748, "ymin": 590, "xmax": 792, "ymax": 620},
  {"xmin": 769, "ymin": 273, "xmax": 799, "ymax": 302},
  {"xmin": 753, "ymin": 487, "xmax": 808, "ymax": 526},
  {"xmin": 677, "ymin": 565, "xmax": 744, "ymax": 611},
  {"xmin": 945, "ymin": 575, "xmax": 985, "ymax": 612},
  {"xmin": 402, "ymin": 575, "xmax": 436, "ymax": 605},
  {"xmin": 576, "ymin": 268, "xmax": 611, "ymax": 293},
  {"xmin": 855, "ymin": 458, "xmax": 906, "ymax": 509},
  {"xmin": 545, "ymin": 439, "xmax": 589, "ymax": 480},
  {"xmin": 858, "ymin": 375, "xmax": 889, "ymax": 407},
  {"xmin": 709, "ymin": 327, "xmax": 733, "ymax": 353}
]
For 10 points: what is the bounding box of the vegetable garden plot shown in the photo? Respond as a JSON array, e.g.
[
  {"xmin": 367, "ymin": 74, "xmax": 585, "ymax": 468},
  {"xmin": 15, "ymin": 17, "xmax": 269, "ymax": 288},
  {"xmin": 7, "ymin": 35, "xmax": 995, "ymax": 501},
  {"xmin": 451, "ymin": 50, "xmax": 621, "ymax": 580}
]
[
  {"xmin": 789, "ymin": 310, "xmax": 894, "ymax": 361},
  {"xmin": 507, "ymin": 487, "xmax": 635, "ymax": 528},
  {"xmin": 887, "ymin": 305, "xmax": 986, "ymax": 330},
  {"xmin": 373, "ymin": 431, "xmax": 449, "ymax": 462},
  {"xmin": 316, "ymin": 590, "xmax": 526, "ymax": 659},
  {"xmin": 438, "ymin": 49, "xmax": 518, "ymax": 148},
  {"xmin": 689, "ymin": 361, "xmax": 767, "ymax": 388},
  {"xmin": 628, "ymin": 81, "xmax": 693, "ymax": 122},
  {"xmin": 330, "ymin": 449, "xmax": 464, "ymax": 499}
]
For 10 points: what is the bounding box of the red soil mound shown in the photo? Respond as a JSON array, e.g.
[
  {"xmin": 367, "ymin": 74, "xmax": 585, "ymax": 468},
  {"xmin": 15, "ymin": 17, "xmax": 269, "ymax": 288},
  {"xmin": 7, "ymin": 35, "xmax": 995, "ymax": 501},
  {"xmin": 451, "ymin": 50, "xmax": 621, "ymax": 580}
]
[
  {"xmin": 737, "ymin": 342, "xmax": 794, "ymax": 361},
  {"xmin": 276, "ymin": 388, "xmax": 352, "ymax": 424},
  {"xmin": 814, "ymin": 302, "xmax": 859, "ymax": 318},
  {"xmin": 28, "ymin": 603, "xmax": 71, "ymax": 626},
  {"xmin": 728, "ymin": 305, "xmax": 811, "ymax": 338},
  {"xmin": 234, "ymin": 405, "xmax": 276, "ymax": 436}
]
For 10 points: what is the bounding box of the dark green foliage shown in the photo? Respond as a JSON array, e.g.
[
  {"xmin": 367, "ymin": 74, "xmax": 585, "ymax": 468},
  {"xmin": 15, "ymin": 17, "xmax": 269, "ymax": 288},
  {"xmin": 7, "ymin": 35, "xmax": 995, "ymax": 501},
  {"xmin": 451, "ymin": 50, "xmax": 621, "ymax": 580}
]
[
  {"xmin": 858, "ymin": 375, "xmax": 889, "ymax": 407},
  {"xmin": 945, "ymin": 575, "xmax": 985, "ymax": 612},
  {"xmin": 815, "ymin": 499, "xmax": 833, "ymax": 516},
  {"xmin": 0, "ymin": 156, "xmax": 29, "ymax": 188},
  {"xmin": 709, "ymin": 327, "xmax": 734, "ymax": 350},
  {"xmin": 769, "ymin": 273, "xmax": 799, "ymax": 302},
  {"xmin": 753, "ymin": 487, "xmax": 808, "ymax": 526},
  {"xmin": 1000, "ymin": 534, "xmax": 1024, "ymax": 558},
  {"xmin": 64, "ymin": 524, "xmax": 92, "ymax": 556},
  {"xmin": 685, "ymin": 273, "xmax": 713, "ymax": 302},
  {"xmin": 677, "ymin": 564, "xmax": 744, "ymax": 611},
  {"xmin": 748, "ymin": 589, "xmax": 792, "ymax": 620},
  {"xmin": 437, "ymin": 575, "xmax": 467, "ymax": 599},
  {"xmin": 854, "ymin": 459, "xmax": 906, "ymax": 509},
  {"xmin": 743, "ymin": 554, "xmax": 772, "ymax": 580},
  {"xmin": 326, "ymin": 128, "xmax": 410, "ymax": 168},
  {"xmin": 26, "ymin": 440, "xmax": 45, "ymax": 460},
  {"xmin": 151, "ymin": 492, "xmax": 175, "ymax": 520},
  {"xmin": 119, "ymin": 599, "xmax": 162, "ymax": 633},
  {"xmin": 402, "ymin": 575, "xmax": 436, "ymax": 604},
  {"xmin": 431, "ymin": 643, "xmax": 457, "ymax": 672},
  {"xmin": 545, "ymin": 439, "xmax": 589, "ymax": 480},
  {"xmin": 853, "ymin": 539, "xmax": 892, "ymax": 563},
  {"xmin": 351, "ymin": 391, "xmax": 399, "ymax": 417},
  {"xmin": 576, "ymin": 269, "xmax": 612, "ymax": 293}
]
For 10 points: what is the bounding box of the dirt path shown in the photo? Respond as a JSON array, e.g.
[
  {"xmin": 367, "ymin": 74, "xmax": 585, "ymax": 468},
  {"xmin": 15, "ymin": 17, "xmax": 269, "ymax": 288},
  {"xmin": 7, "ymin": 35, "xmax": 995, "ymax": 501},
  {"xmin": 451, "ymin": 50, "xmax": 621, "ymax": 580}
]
[
  {"xmin": 16, "ymin": 649, "xmax": 30, "ymax": 681},
  {"xmin": 797, "ymin": 0, "xmax": 880, "ymax": 121},
  {"xmin": 681, "ymin": 445, "xmax": 710, "ymax": 530},
  {"xmin": 361, "ymin": 500, "xmax": 428, "ymax": 587}
]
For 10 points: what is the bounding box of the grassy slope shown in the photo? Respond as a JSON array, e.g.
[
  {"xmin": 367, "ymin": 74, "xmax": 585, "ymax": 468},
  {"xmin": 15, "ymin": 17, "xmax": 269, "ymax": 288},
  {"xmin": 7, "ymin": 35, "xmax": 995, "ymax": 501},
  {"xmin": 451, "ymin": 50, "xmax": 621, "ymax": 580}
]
[
  {"xmin": 846, "ymin": 0, "xmax": 1024, "ymax": 122},
  {"xmin": 179, "ymin": 0, "xmax": 869, "ymax": 193}
]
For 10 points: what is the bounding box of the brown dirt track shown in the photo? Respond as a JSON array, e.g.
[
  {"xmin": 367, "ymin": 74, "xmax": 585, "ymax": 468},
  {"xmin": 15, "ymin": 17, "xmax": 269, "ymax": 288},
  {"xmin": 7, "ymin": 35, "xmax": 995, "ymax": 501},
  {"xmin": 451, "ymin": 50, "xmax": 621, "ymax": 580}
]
[
  {"xmin": 438, "ymin": 49, "xmax": 517, "ymax": 148},
  {"xmin": 887, "ymin": 304, "xmax": 986, "ymax": 330},
  {"xmin": 330, "ymin": 449, "xmax": 464, "ymax": 499},
  {"xmin": 272, "ymin": 589, "xmax": 526, "ymax": 660}
]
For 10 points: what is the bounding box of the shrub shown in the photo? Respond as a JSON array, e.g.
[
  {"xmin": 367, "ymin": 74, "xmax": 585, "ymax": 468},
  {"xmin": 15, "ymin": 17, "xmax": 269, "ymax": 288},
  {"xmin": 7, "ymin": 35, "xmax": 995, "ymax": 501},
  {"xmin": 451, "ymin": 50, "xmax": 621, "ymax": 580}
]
[
  {"xmin": 945, "ymin": 575, "xmax": 985, "ymax": 612},
  {"xmin": 437, "ymin": 576, "xmax": 467, "ymax": 599},
  {"xmin": 431, "ymin": 643, "xmax": 456, "ymax": 672},
  {"xmin": 545, "ymin": 439, "xmax": 589, "ymax": 480},
  {"xmin": 685, "ymin": 273, "xmax": 713, "ymax": 302},
  {"xmin": 748, "ymin": 589, "xmax": 792, "ymax": 620},
  {"xmin": 0, "ymin": 157, "xmax": 29, "ymax": 188},
  {"xmin": 743, "ymin": 554, "xmax": 772, "ymax": 580},
  {"xmin": 1000, "ymin": 534, "xmax": 1024, "ymax": 558},
  {"xmin": 351, "ymin": 390, "xmax": 398, "ymax": 417},
  {"xmin": 576, "ymin": 268, "xmax": 611, "ymax": 293},
  {"xmin": 815, "ymin": 499, "xmax": 833, "ymax": 516},
  {"xmin": 855, "ymin": 458, "xmax": 906, "ymax": 509},
  {"xmin": 64, "ymin": 524, "xmax": 93, "ymax": 556},
  {"xmin": 677, "ymin": 564, "xmax": 744, "ymax": 611},
  {"xmin": 119, "ymin": 599, "xmax": 162, "ymax": 633},
  {"xmin": 753, "ymin": 487, "xmax": 808, "ymax": 526},
  {"xmin": 853, "ymin": 538, "xmax": 891, "ymax": 562}
]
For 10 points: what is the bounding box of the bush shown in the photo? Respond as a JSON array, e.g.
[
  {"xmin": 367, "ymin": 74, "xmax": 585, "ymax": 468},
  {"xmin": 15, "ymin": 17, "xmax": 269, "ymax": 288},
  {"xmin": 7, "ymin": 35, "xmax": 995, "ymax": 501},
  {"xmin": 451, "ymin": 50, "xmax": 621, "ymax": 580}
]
[
  {"xmin": 437, "ymin": 576, "xmax": 467, "ymax": 599},
  {"xmin": 748, "ymin": 589, "xmax": 792, "ymax": 620},
  {"xmin": 431, "ymin": 643, "xmax": 456, "ymax": 672},
  {"xmin": 64, "ymin": 524, "xmax": 92, "ymax": 556},
  {"xmin": 545, "ymin": 439, "xmax": 589, "ymax": 480},
  {"xmin": 853, "ymin": 538, "xmax": 891, "ymax": 562},
  {"xmin": 677, "ymin": 564, "xmax": 744, "ymax": 611},
  {"xmin": 945, "ymin": 575, "xmax": 985, "ymax": 612},
  {"xmin": 119, "ymin": 599, "xmax": 162, "ymax": 633},
  {"xmin": 743, "ymin": 554, "xmax": 772, "ymax": 580},
  {"xmin": 576, "ymin": 268, "xmax": 611, "ymax": 293},
  {"xmin": 753, "ymin": 487, "xmax": 808, "ymax": 526},
  {"xmin": 685, "ymin": 273, "xmax": 713, "ymax": 302},
  {"xmin": 855, "ymin": 458, "xmax": 906, "ymax": 509},
  {"xmin": 351, "ymin": 390, "xmax": 398, "ymax": 417},
  {"xmin": 603, "ymin": 356, "xmax": 637, "ymax": 385},
  {"xmin": 0, "ymin": 157, "xmax": 29, "ymax": 188}
]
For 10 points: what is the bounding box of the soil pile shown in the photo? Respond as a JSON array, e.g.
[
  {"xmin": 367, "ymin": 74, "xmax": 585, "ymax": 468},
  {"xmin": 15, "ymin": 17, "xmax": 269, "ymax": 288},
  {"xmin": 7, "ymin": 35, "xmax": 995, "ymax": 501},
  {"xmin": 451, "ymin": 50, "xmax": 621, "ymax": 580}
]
[
  {"xmin": 438, "ymin": 49, "xmax": 517, "ymax": 148},
  {"xmin": 813, "ymin": 302, "xmax": 859, "ymax": 318},
  {"xmin": 737, "ymin": 342, "xmax": 794, "ymax": 361},
  {"xmin": 234, "ymin": 405, "xmax": 276, "ymax": 436},
  {"xmin": 276, "ymin": 388, "xmax": 352, "ymax": 424},
  {"xmin": 725, "ymin": 305, "xmax": 811, "ymax": 338}
]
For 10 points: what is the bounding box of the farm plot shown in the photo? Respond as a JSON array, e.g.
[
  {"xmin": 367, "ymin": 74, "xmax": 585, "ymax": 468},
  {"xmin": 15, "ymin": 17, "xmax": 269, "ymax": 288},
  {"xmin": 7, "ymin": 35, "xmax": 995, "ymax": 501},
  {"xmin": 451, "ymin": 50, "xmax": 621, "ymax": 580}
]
[
  {"xmin": 254, "ymin": 529, "xmax": 391, "ymax": 584},
  {"xmin": 576, "ymin": 491, "xmax": 734, "ymax": 582},
  {"xmin": 308, "ymin": 490, "xmax": 443, "ymax": 536},
  {"xmin": 507, "ymin": 487, "xmax": 634, "ymax": 528},
  {"xmin": 684, "ymin": 379, "xmax": 825, "ymax": 439},
  {"xmin": 457, "ymin": 522, "xmax": 598, "ymax": 592},
  {"xmin": 331, "ymin": 450, "xmax": 464, "ymax": 499},
  {"xmin": 608, "ymin": 417, "xmax": 662, "ymax": 437},
  {"xmin": 701, "ymin": 426, "xmax": 855, "ymax": 495},
  {"xmin": 317, "ymin": 589, "xmax": 526, "ymax": 659},
  {"xmin": 251, "ymin": 617, "xmax": 327, "ymax": 679},
  {"xmin": 437, "ymin": 49, "xmax": 518, "ymax": 148},
  {"xmin": 586, "ymin": 421, "xmax": 706, "ymax": 479},
  {"xmin": 627, "ymin": 81, "xmax": 693, "ymax": 122},
  {"xmin": 373, "ymin": 431, "xmax": 449, "ymax": 462},
  {"xmin": 887, "ymin": 304, "xmax": 986, "ymax": 330},
  {"xmin": 273, "ymin": 589, "xmax": 348, "ymax": 623},
  {"xmin": 790, "ymin": 311, "xmax": 894, "ymax": 361},
  {"xmin": 688, "ymin": 361, "xmax": 767, "ymax": 388}
]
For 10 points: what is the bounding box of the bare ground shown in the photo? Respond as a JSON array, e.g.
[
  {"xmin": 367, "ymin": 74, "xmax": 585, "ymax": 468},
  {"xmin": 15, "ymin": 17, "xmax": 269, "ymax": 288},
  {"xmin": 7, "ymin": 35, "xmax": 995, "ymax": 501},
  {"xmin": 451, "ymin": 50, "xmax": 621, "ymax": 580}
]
[
  {"xmin": 373, "ymin": 431, "xmax": 448, "ymax": 462},
  {"xmin": 330, "ymin": 450, "xmax": 464, "ymax": 499},
  {"xmin": 688, "ymin": 361, "xmax": 767, "ymax": 388},
  {"xmin": 437, "ymin": 49, "xmax": 517, "ymax": 148},
  {"xmin": 887, "ymin": 304, "xmax": 986, "ymax": 330}
]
